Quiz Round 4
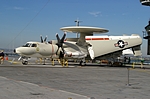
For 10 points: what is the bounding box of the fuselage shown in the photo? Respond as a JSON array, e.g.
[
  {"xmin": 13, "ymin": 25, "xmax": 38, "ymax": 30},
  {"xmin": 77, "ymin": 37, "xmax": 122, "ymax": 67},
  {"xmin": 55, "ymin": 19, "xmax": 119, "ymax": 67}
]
[
  {"xmin": 14, "ymin": 41, "xmax": 58, "ymax": 58},
  {"xmin": 85, "ymin": 34, "xmax": 142, "ymax": 58},
  {"xmin": 14, "ymin": 34, "xmax": 142, "ymax": 59}
]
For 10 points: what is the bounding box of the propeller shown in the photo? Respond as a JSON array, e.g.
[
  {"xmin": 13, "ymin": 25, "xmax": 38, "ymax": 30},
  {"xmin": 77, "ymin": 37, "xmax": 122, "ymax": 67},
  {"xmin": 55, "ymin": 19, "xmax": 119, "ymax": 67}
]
[
  {"xmin": 55, "ymin": 32, "xmax": 66, "ymax": 55},
  {"xmin": 40, "ymin": 35, "xmax": 47, "ymax": 43}
]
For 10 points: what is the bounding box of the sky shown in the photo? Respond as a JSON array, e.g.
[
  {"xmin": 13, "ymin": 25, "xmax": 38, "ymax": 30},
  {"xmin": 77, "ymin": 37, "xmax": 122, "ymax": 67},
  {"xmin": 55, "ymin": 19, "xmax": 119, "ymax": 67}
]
[{"xmin": 0, "ymin": 0, "xmax": 150, "ymax": 56}]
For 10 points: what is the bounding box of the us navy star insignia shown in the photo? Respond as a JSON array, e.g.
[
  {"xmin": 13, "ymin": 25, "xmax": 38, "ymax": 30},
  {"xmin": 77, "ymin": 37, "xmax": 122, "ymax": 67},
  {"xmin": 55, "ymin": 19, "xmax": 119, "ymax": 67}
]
[{"xmin": 114, "ymin": 40, "xmax": 128, "ymax": 48}]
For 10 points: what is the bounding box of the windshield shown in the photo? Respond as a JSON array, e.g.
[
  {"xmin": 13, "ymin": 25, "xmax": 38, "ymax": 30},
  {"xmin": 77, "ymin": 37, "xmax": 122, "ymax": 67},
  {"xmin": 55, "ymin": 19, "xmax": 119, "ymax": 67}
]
[
  {"xmin": 22, "ymin": 43, "xmax": 37, "ymax": 47},
  {"xmin": 22, "ymin": 43, "xmax": 31, "ymax": 47}
]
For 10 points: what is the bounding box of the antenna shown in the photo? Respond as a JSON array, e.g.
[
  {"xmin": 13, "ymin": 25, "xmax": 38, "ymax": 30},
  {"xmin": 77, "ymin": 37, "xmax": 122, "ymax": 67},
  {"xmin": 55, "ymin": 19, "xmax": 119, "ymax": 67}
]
[
  {"xmin": 75, "ymin": 19, "xmax": 82, "ymax": 26},
  {"xmin": 74, "ymin": 19, "xmax": 82, "ymax": 38}
]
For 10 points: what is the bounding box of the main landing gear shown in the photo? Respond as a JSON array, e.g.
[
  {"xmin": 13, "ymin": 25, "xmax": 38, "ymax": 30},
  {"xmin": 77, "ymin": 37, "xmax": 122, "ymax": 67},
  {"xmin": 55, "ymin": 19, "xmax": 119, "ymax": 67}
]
[{"xmin": 79, "ymin": 59, "xmax": 86, "ymax": 66}]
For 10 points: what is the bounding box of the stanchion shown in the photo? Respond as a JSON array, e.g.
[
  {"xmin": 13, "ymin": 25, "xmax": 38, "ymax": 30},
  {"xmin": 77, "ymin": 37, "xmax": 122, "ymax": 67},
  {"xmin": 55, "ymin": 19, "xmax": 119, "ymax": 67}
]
[{"xmin": 126, "ymin": 68, "xmax": 131, "ymax": 86}]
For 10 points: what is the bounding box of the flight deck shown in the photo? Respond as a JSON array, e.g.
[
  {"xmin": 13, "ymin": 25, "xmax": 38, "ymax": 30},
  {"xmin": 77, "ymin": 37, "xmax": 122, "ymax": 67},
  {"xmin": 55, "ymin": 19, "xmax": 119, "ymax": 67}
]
[{"xmin": 0, "ymin": 59, "xmax": 150, "ymax": 99}]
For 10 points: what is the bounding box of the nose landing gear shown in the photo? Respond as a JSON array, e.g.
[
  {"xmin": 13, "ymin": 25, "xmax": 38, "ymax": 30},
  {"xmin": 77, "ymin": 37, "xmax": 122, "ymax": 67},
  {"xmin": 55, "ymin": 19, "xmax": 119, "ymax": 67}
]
[
  {"xmin": 22, "ymin": 60, "xmax": 28, "ymax": 65},
  {"xmin": 21, "ymin": 57, "xmax": 29, "ymax": 65}
]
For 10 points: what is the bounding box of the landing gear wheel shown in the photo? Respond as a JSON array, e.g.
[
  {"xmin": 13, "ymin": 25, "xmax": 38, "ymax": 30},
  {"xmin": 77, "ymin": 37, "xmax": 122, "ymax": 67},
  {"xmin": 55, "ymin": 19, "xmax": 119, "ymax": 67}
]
[
  {"xmin": 22, "ymin": 61, "xmax": 28, "ymax": 65},
  {"xmin": 80, "ymin": 61, "xmax": 86, "ymax": 66}
]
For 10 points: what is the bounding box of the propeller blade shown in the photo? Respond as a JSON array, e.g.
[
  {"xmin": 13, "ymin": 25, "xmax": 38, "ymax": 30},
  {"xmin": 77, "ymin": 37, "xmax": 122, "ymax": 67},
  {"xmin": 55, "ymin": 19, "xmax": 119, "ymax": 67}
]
[
  {"xmin": 55, "ymin": 32, "xmax": 66, "ymax": 55},
  {"xmin": 40, "ymin": 35, "xmax": 48, "ymax": 43},
  {"xmin": 44, "ymin": 36, "xmax": 47, "ymax": 42},
  {"xmin": 56, "ymin": 33, "xmax": 60, "ymax": 42},
  {"xmin": 60, "ymin": 33, "xmax": 66, "ymax": 43},
  {"xmin": 61, "ymin": 47, "xmax": 65, "ymax": 54},
  {"xmin": 40, "ymin": 35, "xmax": 43, "ymax": 43},
  {"xmin": 56, "ymin": 47, "xmax": 60, "ymax": 55}
]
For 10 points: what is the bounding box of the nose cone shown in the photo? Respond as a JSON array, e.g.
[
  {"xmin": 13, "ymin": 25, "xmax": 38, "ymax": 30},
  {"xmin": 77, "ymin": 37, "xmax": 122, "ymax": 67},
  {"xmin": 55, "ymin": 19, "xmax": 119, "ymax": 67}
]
[
  {"xmin": 14, "ymin": 47, "xmax": 22, "ymax": 55},
  {"xmin": 14, "ymin": 47, "xmax": 35, "ymax": 56},
  {"xmin": 14, "ymin": 49, "xmax": 16, "ymax": 53}
]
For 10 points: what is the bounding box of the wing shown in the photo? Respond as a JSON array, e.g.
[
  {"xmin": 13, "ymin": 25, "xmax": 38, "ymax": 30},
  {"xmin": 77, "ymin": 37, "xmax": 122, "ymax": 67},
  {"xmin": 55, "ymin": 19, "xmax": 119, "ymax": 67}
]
[{"xmin": 60, "ymin": 26, "xmax": 109, "ymax": 59}]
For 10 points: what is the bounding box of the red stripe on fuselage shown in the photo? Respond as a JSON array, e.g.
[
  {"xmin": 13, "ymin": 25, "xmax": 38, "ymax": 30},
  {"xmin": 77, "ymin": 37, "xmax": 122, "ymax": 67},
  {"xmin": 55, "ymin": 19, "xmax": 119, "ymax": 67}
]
[{"xmin": 86, "ymin": 38, "xmax": 109, "ymax": 40}]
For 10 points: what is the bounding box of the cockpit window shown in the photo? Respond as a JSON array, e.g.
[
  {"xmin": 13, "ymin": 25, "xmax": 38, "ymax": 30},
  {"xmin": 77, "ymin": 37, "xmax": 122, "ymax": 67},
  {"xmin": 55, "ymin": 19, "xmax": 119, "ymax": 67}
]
[
  {"xmin": 22, "ymin": 43, "xmax": 31, "ymax": 47},
  {"xmin": 22, "ymin": 43, "xmax": 37, "ymax": 47},
  {"xmin": 31, "ymin": 44, "xmax": 37, "ymax": 47}
]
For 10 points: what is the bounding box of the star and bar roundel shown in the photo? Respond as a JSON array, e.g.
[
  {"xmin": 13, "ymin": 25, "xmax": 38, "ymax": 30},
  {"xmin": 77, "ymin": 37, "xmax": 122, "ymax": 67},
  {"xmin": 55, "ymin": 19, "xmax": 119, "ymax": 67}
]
[{"xmin": 114, "ymin": 40, "xmax": 128, "ymax": 48}]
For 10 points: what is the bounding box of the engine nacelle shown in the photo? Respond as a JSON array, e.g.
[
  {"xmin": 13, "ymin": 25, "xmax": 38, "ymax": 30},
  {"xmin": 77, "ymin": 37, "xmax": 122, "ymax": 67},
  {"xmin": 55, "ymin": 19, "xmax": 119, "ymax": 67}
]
[{"xmin": 65, "ymin": 51, "xmax": 87, "ymax": 59}]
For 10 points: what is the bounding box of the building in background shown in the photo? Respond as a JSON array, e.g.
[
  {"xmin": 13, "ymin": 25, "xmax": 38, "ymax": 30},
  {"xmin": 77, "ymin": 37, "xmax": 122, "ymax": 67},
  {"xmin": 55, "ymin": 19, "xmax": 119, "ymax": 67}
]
[{"xmin": 140, "ymin": 0, "xmax": 150, "ymax": 55}]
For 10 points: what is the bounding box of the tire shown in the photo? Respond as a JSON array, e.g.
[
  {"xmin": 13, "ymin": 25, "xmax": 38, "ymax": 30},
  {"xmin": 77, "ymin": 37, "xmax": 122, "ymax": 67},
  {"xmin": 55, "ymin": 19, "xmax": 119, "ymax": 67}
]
[{"xmin": 22, "ymin": 61, "xmax": 28, "ymax": 65}]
